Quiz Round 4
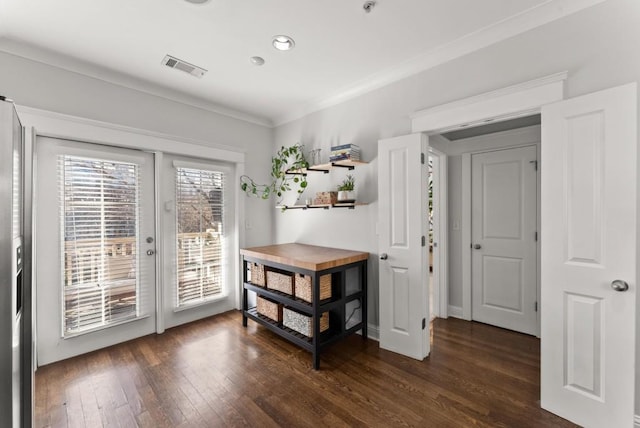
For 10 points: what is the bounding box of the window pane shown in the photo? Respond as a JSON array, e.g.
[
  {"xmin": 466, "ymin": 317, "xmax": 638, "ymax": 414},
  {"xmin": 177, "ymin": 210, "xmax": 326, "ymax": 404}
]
[
  {"xmin": 60, "ymin": 156, "xmax": 139, "ymax": 335},
  {"xmin": 176, "ymin": 167, "xmax": 225, "ymax": 307}
]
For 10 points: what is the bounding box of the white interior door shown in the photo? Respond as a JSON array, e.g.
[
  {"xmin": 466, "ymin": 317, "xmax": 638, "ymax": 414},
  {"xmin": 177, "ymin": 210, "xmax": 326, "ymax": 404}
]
[
  {"xmin": 160, "ymin": 155, "xmax": 236, "ymax": 329},
  {"xmin": 471, "ymin": 146, "xmax": 537, "ymax": 335},
  {"xmin": 378, "ymin": 133, "xmax": 429, "ymax": 360},
  {"xmin": 541, "ymin": 83, "xmax": 637, "ymax": 427},
  {"xmin": 35, "ymin": 138, "xmax": 156, "ymax": 365}
]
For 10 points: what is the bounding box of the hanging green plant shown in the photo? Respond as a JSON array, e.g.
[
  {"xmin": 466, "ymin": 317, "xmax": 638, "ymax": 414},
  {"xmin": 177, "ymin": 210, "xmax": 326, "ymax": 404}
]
[{"xmin": 240, "ymin": 143, "xmax": 309, "ymax": 203}]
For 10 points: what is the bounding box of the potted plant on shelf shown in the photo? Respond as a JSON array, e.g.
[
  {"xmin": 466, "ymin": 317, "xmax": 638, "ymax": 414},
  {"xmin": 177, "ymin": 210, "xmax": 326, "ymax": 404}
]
[
  {"xmin": 240, "ymin": 143, "xmax": 309, "ymax": 204},
  {"xmin": 337, "ymin": 174, "xmax": 356, "ymax": 203}
]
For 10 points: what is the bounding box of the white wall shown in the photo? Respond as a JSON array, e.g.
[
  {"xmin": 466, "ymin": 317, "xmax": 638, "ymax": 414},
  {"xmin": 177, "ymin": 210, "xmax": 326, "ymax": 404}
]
[
  {"xmin": 275, "ymin": 0, "xmax": 640, "ymax": 330},
  {"xmin": 0, "ymin": 50, "xmax": 275, "ymax": 248}
]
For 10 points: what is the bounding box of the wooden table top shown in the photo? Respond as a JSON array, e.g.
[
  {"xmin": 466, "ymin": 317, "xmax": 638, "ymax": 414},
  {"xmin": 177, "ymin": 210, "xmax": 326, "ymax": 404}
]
[{"xmin": 240, "ymin": 243, "xmax": 369, "ymax": 271}]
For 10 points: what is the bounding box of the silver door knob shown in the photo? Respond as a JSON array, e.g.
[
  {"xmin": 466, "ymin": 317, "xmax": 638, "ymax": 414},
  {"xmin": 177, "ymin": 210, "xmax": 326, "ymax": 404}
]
[
  {"xmin": 473, "ymin": 244, "xmax": 482, "ymax": 250},
  {"xmin": 380, "ymin": 253, "xmax": 388, "ymax": 260},
  {"xmin": 611, "ymin": 279, "xmax": 629, "ymax": 292},
  {"xmin": 146, "ymin": 249, "xmax": 155, "ymax": 256}
]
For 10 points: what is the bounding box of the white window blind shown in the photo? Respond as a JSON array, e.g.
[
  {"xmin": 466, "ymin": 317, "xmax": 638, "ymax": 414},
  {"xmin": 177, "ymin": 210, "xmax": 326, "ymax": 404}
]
[
  {"xmin": 59, "ymin": 155, "xmax": 141, "ymax": 335},
  {"xmin": 176, "ymin": 167, "xmax": 225, "ymax": 306}
]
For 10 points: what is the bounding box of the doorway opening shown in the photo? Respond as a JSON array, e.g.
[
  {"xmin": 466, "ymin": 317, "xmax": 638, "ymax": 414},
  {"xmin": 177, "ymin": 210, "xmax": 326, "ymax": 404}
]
[{"xmin": 428, "ymin": 114, "xmax": 541, "ymax": 336}]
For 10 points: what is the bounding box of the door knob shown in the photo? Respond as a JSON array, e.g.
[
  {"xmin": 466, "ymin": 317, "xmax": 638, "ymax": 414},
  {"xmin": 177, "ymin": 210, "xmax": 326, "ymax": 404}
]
[
  {"xmin": 611, "ymin": 279, "xmax": 629, "ymax": 292},
  {"xmin": 146, "ymin": 249, "xmax": 155, "ymax": 256},
  {"xmin": 380, "ymin": 253, "xmax": 388, "ymax": 260},
  {"xmin": 473, "ymin": 244, "xmax": 482, "ymax": 250}
]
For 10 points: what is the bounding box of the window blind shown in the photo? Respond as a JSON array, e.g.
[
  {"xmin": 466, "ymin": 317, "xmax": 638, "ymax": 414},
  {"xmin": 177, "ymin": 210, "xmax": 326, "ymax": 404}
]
[
  {"xmin": 176, "ymin": 167, "xmax": 225, "ymax": 306},
  {"xmin": 59, "ymin": 155, "xmax": 141, "ymax": 335}
]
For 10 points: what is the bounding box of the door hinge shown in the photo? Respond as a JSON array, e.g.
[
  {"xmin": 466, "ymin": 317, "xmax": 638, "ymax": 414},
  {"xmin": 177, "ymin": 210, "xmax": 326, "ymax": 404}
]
[
  {"xmin": 421, "ymin": 153, "xmax": 425, "ymax": 164},
  {"xmin": 530, "ymin": 160, "xmax": 538, "ymax": 171},
  {"xmin": 535, "ymin": 302, "xmax": 538, "ymax": 312},
  {"xmin": 422, "ymin": 318, "xmax": 426, "ymax": 330},
  {"xmin": 534, "ymin": 231, "xmax": 538, "ymax": 241},
  {"xmin": 422, "ymin": 236, "xmax": 426, "ymax": 247}
]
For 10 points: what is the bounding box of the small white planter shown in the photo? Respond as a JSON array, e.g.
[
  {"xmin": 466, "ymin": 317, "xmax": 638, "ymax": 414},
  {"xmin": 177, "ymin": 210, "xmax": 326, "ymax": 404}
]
[{"xmin": 337, "ymin": 190, "xmax": 356, "ymax": 203}]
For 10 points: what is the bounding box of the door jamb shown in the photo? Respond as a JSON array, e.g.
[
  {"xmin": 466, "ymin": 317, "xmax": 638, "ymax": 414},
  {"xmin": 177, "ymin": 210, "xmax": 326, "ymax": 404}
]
[
  {"xmin": 410, "ymin": 72, "xmax": 567, "ymax": 323},
  {"xmin": 429, "ymin": 146, "xmax": 448, "ymax": 318}
]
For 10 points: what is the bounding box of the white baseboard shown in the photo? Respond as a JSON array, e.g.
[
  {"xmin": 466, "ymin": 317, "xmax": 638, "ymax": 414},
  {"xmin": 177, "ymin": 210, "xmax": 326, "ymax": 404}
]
[
  {"xmin": 366, "ymin": 323, "xmax": 379, "ymax": 341},
  {"xmin": 633, "ymin": 414, "xmax": 640, "ymax": 427},
  {"xmin": 447, "ymin": 305, "xmax": 464, "ymax": 319}
]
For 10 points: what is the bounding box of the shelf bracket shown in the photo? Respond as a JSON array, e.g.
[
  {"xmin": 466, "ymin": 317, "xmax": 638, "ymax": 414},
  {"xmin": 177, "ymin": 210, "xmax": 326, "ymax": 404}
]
[
  {"xmin": 306, "ymin": 167, "xmax": 330, "ymax": 174},
  {"xmin": 331, "ymin": 162, "xmax": 355, "ymax": 170}
]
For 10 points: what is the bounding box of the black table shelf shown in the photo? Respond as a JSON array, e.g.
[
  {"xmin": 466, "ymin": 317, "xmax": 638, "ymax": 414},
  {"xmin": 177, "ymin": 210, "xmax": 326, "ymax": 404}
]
[{"xmin": 241, "ymin": 243, "xmax": 368, "ymax": 369}]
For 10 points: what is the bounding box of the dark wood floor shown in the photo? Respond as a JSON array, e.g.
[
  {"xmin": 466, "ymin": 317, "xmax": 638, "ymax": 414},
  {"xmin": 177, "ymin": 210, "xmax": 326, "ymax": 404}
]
[{"xmin": 35, "ymin": 311, "xmax": 576, "ymax": 427}]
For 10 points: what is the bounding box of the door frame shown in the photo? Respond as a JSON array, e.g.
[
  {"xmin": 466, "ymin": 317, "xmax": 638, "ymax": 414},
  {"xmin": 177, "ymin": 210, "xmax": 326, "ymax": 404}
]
[
  {"xmin": 18, "ymin": 106, "xmax": 246, "ymax": 347},
  {"xmin": 411, "ymin": 72, "xmax": 566, "ymax": 323},
  {"xmin": 429, "ymin": 147, "xmax": 448, "ymax": 318}
]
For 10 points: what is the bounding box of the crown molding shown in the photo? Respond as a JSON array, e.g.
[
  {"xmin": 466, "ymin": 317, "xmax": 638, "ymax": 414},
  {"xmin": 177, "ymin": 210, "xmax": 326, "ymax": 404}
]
[
  {"xmin": 273, "ymin": 0, "xmax": 606, "ymax": 127},
  {"xmin": 0, "ymin": 39, "xmax": 273, "ymax": 128}
]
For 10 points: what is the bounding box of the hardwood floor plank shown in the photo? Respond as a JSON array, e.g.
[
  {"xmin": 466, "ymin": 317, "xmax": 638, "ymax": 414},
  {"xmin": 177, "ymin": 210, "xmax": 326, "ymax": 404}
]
[{"xmin": 35, "ymin": 311, "xmax": 577, "ymax": 428}]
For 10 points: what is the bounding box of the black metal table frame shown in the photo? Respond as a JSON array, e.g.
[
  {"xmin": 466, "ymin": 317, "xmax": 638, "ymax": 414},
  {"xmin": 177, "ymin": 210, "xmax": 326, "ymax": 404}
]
[{"xmin": 241, "ymin": 255, "xmax": 367, "ymax": 369}]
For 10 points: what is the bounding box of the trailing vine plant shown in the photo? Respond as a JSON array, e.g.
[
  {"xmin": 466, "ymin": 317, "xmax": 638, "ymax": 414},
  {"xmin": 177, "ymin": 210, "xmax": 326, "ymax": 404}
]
[{"xmin": 240, "ymin": 143, "xmax": 309, "ymax": 204}]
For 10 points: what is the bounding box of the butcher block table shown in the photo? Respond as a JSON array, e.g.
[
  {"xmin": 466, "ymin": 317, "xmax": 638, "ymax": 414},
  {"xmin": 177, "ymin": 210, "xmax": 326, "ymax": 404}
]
[{"xmin": 240, "ymin": 243, "xmax": 368, "ymax": 369}]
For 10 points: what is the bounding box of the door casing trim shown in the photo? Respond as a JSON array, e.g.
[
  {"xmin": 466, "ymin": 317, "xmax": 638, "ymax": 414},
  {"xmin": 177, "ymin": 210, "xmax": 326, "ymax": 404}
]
[{"xmin": 411, "ymin": 72, "xmax": 566, "ymax": 328}]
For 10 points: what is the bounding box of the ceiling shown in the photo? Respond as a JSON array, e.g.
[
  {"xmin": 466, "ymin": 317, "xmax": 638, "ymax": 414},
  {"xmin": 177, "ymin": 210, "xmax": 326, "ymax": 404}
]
[{"xmin": 0, "ymin": 0, "xmax": 601, "ymax": 127}]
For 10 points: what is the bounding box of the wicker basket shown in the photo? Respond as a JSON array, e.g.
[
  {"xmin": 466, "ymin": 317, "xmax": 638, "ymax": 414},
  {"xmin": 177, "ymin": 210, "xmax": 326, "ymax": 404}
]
[
  {"xmin": 283, "ymin": 308, "xmax": 329, "ymax": 338},
  {"xmin": 250, "ymin": 262, "xmax": 265, "ymax": 286},
  {"xmin": 256, "ymin": 296, "xmax": 282, "ymax": 322},
  {"xmin": 314, "ymin": 191, "xmax": 338, "ymax": 205},
  {"xmin": 295, "ymin": 274, "xmax": 332, "ymax": 303},
  {"xmin": 266, "ymin": 270, "xmax": 293, "ymax": 295}
]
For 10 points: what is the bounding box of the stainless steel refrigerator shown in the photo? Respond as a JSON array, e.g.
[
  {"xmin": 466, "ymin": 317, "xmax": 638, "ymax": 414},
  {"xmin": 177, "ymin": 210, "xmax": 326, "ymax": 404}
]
[{"xmin": 0, "ymin": 96, "xmax": 32, "ymax": 428}]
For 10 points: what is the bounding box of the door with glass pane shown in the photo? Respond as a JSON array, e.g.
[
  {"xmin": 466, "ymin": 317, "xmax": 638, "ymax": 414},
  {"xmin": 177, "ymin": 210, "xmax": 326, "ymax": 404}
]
[
  {"xmin": 35, "ymin": 138, "xmax": 156, "ymax": 365},
  {"xmin": 161, "ymin": 156, "xmax": 235, "ymax": 329}
]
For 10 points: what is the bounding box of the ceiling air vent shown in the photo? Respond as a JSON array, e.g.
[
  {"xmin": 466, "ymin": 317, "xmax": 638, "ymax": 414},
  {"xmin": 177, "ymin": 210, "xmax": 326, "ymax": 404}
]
[{"xmin": 161, "ymin": 55, "xmax": 207, "ymax": 78}]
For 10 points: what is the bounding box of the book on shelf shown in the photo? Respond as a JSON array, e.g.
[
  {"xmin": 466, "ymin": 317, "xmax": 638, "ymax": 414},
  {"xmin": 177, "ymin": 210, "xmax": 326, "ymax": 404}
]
[
  {"xmin": 330, "ymin": 154, "xmax": 360, "ymax": 162},
  {"xmin": 330, "ymin": 143, "xmax": 360, "ymax": 151},
  {"xmin": 330, "ymin": 150, "xmax": 360, "ymax": 156}
]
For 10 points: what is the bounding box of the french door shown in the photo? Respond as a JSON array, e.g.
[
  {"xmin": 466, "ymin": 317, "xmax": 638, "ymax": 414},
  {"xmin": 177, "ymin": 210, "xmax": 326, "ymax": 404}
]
[
  {"xmin": 35, "ymin": 138, "xmax": 156, "ymax": 365},
  {"xmin": 160, "ymin": 155, "xmax": 236, "ymax": 329},
  {"xmin": 377, "ymin": 133, "xmax": 430, "ymax": 360}
]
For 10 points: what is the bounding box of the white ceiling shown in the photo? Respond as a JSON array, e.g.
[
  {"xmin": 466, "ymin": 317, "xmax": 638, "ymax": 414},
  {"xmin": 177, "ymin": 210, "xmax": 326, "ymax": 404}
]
[{"xmin": 0, "ymin": 0, "xmax": 602, "ymax": 126}]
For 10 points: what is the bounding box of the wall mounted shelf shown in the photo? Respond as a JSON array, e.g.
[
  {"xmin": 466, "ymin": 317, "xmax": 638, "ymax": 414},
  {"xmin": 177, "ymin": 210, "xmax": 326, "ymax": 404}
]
[
  {"xmin": 287, "ymin": 160, "xmax": 367, "ymax": 175},
  {"xmin": 276, "ymin": 202, "xmax": 367, "ymax": 211}
]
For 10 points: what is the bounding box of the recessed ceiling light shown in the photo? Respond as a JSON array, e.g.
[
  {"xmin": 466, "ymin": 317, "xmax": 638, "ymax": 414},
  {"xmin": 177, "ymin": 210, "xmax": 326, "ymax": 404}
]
[
  {"xmin": 272, "ymin": 35, "xmax": 295, "ymax": 51},
  {"xmin": 250, "ymin": 56, "xmax": 265, "ymax": 66},
  {"xmin": 185, "ymin": 0, "xmax": 210, "ymax": 4}
]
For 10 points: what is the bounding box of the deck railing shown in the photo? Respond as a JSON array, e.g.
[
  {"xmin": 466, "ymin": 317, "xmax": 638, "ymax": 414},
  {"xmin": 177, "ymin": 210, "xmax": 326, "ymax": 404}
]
[{"xmin": 63, "ymin": 232, "xmax": 223, "ymax": 332}]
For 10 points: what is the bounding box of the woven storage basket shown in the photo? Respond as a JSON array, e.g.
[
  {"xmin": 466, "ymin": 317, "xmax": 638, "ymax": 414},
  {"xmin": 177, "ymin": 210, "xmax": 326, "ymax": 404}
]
[
  {"xmin": 283, "ymin": 308, "xmax": 329, "ymax": 338},
  {"xmin": 256, "ymin": 296, "xmax": 282, "ymax": 322},
  {"xmin": 250, "ymin": 262, "xmax": 265, "ymax": 286},
  {"xmin": 266, "ymin": 270, "xmax": 293, "ymax": 295},
  {"xmin": 295, "ymin": 274, "xmax": 332, "ymax": 303}
]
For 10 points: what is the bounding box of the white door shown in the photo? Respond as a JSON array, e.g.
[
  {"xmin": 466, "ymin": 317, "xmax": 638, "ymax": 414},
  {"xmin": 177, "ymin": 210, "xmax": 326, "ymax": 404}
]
[
  {"xmin": 35, "ymin": 138, "xmax": 156, "ymax": 365},
  {"xmin": 378, "ymin": 133, "xmax": 429, "ymax": 360},
  {"xmin": 541, "ymin": 83, "xmax": 636, "ymax": 427},
  {"xmin": 471, "ymin": 146, "xmax": 537, "ymax": 335},
  {"xmin": 160, "ymin": 155, "xmax": 236, "ymax": 329}
]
